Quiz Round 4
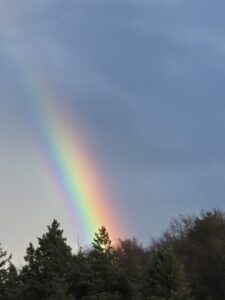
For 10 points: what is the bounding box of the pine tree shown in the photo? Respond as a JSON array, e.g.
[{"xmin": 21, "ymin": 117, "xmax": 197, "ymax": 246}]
[
  {"xmin": 70, "ymin": 248, "xmax": 95, "ymax": 300},
  {"xmin": 91, "ymin": 226, "xmax": 113, "ymax": 289},
  {"xmin": 21, "ymin": 220, "xmax": 75, "ymax": 300},
  {"xmin": 86, "ymin": 227, "xmax": 122, "ymax": 300},
  {"xmin": 92, "ymin": 226, "xmax": 113, "ymax": 255},
  {"xmin": 115, "ymin": 238, "xmax": 147, "ymax": 300},
  {"xmin": 0, "ymin": 244, "xmax": 11, "ymax": 298},
  {"xmin": 146, "ymin": 248, "xmax": 192, "ymax": 300},
  {"xmin": 4, "ymin": 263, "xmax": 21, "ymax": 300},
  {"xmin": 46, "ymin": 273, "xmax": 74, "ymax": 300}
]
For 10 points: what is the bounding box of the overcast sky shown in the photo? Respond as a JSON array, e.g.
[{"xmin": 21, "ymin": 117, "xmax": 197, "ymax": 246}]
[{"xmin": 1, "ymin": 0, "xmax": 225, "ymax": 263}]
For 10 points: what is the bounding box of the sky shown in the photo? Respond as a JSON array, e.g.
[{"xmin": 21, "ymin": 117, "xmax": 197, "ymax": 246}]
[{"xmin": 1, "ymin": 0, "xmax": 225, "ymax": 263}]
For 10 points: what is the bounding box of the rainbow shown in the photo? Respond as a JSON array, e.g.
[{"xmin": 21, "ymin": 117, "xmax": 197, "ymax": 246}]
[
  {"xmin": 0, "ymin": 4, "xmax": 123, "ymax": 242},
  {"xmin": 32, "ymin": 93, "xmax": 121, "ymax": 242},
  {"xmin": 28, "ymin": 86, "xmax": 121, "ymax": 242}
]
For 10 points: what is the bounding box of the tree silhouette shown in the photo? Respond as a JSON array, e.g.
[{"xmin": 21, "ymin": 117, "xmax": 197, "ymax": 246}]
[{"xmin": 146, "ymin": 248, "xmax": 192, "ymax": 300}]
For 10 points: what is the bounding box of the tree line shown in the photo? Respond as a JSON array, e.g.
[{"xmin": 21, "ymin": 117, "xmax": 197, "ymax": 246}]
[{"xmin": 0, "ymin": 209, "xmax": 225, "ymax": 299}]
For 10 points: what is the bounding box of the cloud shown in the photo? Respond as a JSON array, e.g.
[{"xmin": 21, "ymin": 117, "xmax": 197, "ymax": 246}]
[{"xmin": 2, "ymin": 0, "xmax": 225, "ymax": 171}]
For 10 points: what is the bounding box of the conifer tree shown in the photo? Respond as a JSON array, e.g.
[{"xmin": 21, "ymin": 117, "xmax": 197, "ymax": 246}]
[
  {"xmin": 92, "ymin": 226, "xmax": 113, "ymax": 255},
  {"xmin": 0, "ymin": 244, "xmax": 11, "ymax": 299},
  {"xmin": 69, "ymin": 247, "xmax": 95, "ymax": 300},
  {"xmin": 21, "ymin": 220, "xmax": 75, "ymax": 300},
  {"xmin": 86, "ymin": 227, "xmax": 122, "ymax": 300},
  {"xmin": 115, "ymin": 238, "xmax": 146, "ymax": 300},
  {"xmin": 146, "ymin": 248, "xmax": 192, "ymax": 300},
  {"xmin": 4, "ymin": 263, "xmax": 21, "ymax": 300},
  {"xmin": 46, "ymin": 273, "xmax": 74, "ymax": 300}
]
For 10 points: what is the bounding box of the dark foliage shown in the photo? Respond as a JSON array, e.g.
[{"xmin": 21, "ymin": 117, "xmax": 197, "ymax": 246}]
[{"xmin": 2, "ymin": 209, "xmax": 225, "ymax": 299}]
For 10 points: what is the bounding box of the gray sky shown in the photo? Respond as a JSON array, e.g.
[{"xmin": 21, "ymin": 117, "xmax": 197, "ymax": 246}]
[{"xmin": 1, "ymin": 0, "xmax": 225, "ymax": 263}]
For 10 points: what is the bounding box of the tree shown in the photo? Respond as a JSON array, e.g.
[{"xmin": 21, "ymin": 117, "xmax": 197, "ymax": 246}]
[
  {"xmin": 146, "ymin": 248, "xmax": 192, "ymax": 300},
  {"xmin": 68, "ymin": 248, "xmax": 94, "ymax": 300},
  {"xmin": 181, "ymin": 210, "xmax": 225, "ymax": 299},
  {"xmin": 90, "ymin": 226, "xmax": 113, "ymax": 294},
  {"xmin": 154, "ymin": 209, "xmax": 225, "ymax": 299},
  {"xmin": 84, "ymin": 227, "xmax": 122, "ymax": 300},
  {"xmin": 21, "ymin": 220, "xmax": 75, "ymax": 300},
  {"xmin": 45, "ymin": 273, "xmax": 74, "ymax": 300},
  {"xmin": 4, "ymin": 263, "xmax": 21, "ymax": 300},
  {"xmin": 92, "ymin": 226, "xmax": 113, "ymax": 255},
  {"xmin": 115, "ymin": 238, "xmax": 146, "ymax": 300},
  {"xmin": 0, "ymin": 244, "xmax": 12, "ymax": 299}
]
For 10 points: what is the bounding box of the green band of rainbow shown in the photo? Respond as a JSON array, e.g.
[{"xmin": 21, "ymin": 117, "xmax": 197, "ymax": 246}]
[
  {"xmin": 0, "ymin": 5, "xmax": 123, "ymax": 242},
  {"xmin": 26, "ymin": 77, "xmax": 122, "ymax": 242}
]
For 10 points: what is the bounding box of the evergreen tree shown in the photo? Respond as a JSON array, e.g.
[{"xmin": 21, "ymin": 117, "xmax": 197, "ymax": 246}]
[
  {"xmin": 92, "ymin": 226, "xmax": 113, "ymax": 255},
  {"xmin": 89, "ymin": 227, "xmax": 113, "ymax": 295},
  {"xmin": 146, "ymin": 248, "xmax": 192, "ymax": 300},
  {"xmin": 68, "ymin": 248, "xmax": 94, "ymax": 300},
  {"xmin": 21, "ymin": 220, "xmax": 75, "ymax": 300},
  {"xmin": 85, "ymin": 227, "xmax": 122, "ymax": 300},
  {"xmin": 46, "ymin": 273, "xmax": 74, "ymax": 300},
  {"xmin": 4, "ymin": 263, "xmax": 21, "ymax": 300},
  {"xmin": 0, "ymin": 244, "xmax": 12, "ymax": 299},
  {"xmin": 115, "ymin": 239, "xmax": 146, "ymax": 300}
]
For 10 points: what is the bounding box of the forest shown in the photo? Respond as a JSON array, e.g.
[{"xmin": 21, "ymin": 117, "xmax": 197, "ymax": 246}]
[{"xmin": 0, "ymin": 209, "xmax": 225, "ymax": 300}]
